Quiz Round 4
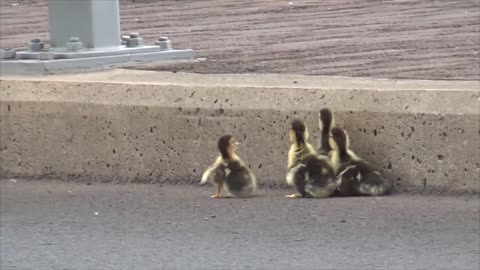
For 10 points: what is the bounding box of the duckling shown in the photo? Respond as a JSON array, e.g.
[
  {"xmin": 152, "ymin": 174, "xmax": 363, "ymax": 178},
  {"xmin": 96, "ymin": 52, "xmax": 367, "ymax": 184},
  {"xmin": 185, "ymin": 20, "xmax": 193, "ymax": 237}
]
[
  {"xmin": 318, "ymin": 108, "xmax": 335, "ymax": 157},
  {"xmin": 285, "ymin": 119, "xmax": 336, "ymax": 198},
  {"xmin": 329, "ymin": 127, "xmax": 393, "ymax": 196},
  {"xmin": 200, "ymin": 135, "xmax": 257, "ymax": 198}
]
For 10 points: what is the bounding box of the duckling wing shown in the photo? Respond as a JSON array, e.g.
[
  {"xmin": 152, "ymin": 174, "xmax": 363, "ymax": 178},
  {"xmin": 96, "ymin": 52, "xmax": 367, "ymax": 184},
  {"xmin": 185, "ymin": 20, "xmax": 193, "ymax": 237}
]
[
  {"xmin": 200, "ymin": 164, "xmax": 226, "ymax": 185},
  {"xmin": 286, "ymin": 162, "xmax": 305, "ymax": 186},
  {"xmin": 337, "ymin": 162, "xmax": 392, "ymax": 196},
  {"xmin": 335, "ymin": 164, "xmax": 362, "ymax": 196}
]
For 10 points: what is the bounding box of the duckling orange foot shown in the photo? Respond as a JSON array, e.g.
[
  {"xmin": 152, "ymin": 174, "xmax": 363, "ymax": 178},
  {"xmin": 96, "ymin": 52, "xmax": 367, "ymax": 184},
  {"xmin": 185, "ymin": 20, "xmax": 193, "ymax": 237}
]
[
  {"xmin": 286, "ymin": 193, "xmax": 302, "ymax": 198},
  {"xmin": 211, "ymin": 194, "xmax": 224, "ymax": 198}
]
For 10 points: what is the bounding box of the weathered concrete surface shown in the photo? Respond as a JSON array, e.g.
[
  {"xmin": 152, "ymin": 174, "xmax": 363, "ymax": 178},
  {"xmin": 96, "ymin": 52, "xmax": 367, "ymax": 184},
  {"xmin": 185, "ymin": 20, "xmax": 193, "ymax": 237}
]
[
  {"xmin": 1, "ymin": 179, "xmax": 480, "ymax": 270},
  {"xmin": 0, "ymin": 69, "xmax": 479, "ymax": 193}
]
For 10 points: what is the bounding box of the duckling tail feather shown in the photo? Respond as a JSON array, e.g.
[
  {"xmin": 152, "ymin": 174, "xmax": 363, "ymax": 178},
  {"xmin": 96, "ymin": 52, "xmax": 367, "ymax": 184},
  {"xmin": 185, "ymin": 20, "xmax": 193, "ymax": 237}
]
[{"xmin": 358, "ymin": 170, "xmax": 393, "ymax": 196}]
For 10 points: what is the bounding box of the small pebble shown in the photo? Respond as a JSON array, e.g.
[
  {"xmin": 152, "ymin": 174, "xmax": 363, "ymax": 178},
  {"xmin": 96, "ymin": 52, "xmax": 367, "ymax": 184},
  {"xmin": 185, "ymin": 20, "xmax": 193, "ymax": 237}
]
[
  {"xmin": 340, "ymin": 219, "xmax": 346, "ymax": 223},
  {"xmin": 210, "ymin": 215, "xmax": 216, "ymax": 218}
]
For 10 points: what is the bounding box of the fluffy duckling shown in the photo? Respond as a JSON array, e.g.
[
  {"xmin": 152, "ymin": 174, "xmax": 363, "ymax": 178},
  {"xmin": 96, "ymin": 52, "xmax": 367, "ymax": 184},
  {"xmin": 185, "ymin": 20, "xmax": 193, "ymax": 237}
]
[
  {"xmin": 318, "ymin": 108, "xmax": 335, "ymax": 157},
  {"xmin": 285, "ymin": 119, "xmax": 336, "ymax": 198},
  {"xmin": 329, "ymin": 127, "xmax": 393, "ymax": 196},
  {"xmin": 200, "ymin": 135, "xmax": 257, "ymax": 198}
]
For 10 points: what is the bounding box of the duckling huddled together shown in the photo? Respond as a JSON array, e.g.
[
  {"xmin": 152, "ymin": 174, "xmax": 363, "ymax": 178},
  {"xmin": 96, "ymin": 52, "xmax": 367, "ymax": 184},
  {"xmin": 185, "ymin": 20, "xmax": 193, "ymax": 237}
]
[{"xmin": 200, "ymin": 108, "xmax": 392, "ymax": 199}]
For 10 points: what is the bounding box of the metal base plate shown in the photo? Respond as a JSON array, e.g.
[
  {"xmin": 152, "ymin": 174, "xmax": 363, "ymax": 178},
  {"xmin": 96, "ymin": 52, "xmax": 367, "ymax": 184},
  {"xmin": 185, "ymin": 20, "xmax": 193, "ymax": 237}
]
[{"xmin": 0, "ymin": 48, "xmax": 195, "ymax": 75}]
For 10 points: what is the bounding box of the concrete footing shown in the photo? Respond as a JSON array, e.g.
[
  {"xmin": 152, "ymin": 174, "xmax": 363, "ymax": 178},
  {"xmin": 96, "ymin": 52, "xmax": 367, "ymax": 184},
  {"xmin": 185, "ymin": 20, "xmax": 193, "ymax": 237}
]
[{"xmin": 0, "ymin": 70, "xmax": 479, "ymax": 193}]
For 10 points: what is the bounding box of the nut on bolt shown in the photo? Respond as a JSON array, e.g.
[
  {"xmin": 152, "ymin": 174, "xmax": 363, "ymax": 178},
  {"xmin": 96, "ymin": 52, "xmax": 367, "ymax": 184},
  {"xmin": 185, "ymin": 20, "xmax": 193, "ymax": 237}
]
[
  {"xmin": 129, "ymin": 32, "xmax": 140, "ymax": 39},
  {"xmin": 66, "ymin": 37, "xmax": 83, "ymax": 52},
  {"xmin": 121, "ymin": 35, "xmax": 130, "ymax": 46},
  {"xmin": 126, "ymin": 32, "xmax": 143, "ymax": 48},
  {"xmin": 155, "ymin": 36, "xmax": 172, "ymax": 51},
  {"xmin": 28, "ymin": 38, "xmax": 44, "ymax": 52},
  {"xmin": 0, "ymin": 48, "xmax": 16, "ymax": 59}
]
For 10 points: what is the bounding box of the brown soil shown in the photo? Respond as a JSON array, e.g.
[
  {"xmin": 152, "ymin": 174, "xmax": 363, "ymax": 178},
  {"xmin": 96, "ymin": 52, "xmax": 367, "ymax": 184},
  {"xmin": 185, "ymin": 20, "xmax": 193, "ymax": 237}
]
[{"xmin": 1, "ymin": 0, "xmax": 479, "ymax": 80}]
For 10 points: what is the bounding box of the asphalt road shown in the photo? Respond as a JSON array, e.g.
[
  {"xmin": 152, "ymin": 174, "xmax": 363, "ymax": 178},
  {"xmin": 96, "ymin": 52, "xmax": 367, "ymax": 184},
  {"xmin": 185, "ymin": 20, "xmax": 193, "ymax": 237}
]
[{"xmin": 1, "ymin": 179, "xmax": 479, "ymax": 270}]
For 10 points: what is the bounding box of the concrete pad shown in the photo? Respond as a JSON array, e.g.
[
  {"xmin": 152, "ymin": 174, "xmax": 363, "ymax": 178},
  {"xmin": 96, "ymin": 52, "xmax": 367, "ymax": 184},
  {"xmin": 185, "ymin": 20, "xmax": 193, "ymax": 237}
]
[{"xmin": 0, "ymin": 69, "xmax": 479, "ymax": 193}]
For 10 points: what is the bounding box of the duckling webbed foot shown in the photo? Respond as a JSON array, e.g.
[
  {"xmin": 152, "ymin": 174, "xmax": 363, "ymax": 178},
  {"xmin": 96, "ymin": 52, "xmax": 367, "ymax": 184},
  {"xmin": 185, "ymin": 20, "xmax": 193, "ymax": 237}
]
[
  {"xmin": 286, "ymin": 193, "xmax": 302, "ymax": 198},
  {"xmin": 211, "ymin": 193, "xmax": 224, "ymax": 198}
]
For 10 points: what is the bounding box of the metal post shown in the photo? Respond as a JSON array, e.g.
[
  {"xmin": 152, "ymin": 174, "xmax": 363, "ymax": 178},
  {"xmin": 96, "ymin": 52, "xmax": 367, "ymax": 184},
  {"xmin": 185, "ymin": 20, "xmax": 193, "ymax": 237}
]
[
  {"xmin": 0, "ymin": 0, "xmax": 195, "ymax": 75},
  {"xmin": 47, "ymin": 0, "xmax": 122, "ymax": 50}
]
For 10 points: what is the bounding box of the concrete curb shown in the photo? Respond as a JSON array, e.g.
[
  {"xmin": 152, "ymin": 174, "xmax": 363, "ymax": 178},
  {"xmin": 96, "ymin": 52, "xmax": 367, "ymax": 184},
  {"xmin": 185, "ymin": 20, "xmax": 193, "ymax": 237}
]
[{"xmin": 1, "ymin": 70, "xmax": 479, "ymax": 194}]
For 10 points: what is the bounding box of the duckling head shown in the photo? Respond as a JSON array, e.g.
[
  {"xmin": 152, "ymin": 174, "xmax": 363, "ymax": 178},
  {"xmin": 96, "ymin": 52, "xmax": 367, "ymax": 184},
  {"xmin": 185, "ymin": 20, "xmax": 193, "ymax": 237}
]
[
  {"xmin": 217, "ymin": 135, "xmax": 239, "ymax": 161},
  {"xmin": 289, "ymin": 119, "xmax": 309, "ymax": 145},
  {"xmin": 319, "ymin": 108, "xmax": 334, "ymax": 132},
  {"xmin": 329, "ymin": 127, "xmax": 350, "ymax": 153}
]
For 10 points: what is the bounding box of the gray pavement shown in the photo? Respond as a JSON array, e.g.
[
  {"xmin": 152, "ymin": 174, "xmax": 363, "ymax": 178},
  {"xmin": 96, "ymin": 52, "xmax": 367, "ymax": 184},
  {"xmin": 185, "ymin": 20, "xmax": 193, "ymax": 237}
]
[{"xmin": 1, "ymin": 179, "xmax": 479, "ymax": 270}]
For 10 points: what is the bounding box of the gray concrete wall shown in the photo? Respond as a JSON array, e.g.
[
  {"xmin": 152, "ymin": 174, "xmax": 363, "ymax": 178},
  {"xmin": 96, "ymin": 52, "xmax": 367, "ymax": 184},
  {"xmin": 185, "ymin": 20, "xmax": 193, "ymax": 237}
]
[{"xmin": 0, "ymin": 70, "xmax": 479, "ymax": 193}]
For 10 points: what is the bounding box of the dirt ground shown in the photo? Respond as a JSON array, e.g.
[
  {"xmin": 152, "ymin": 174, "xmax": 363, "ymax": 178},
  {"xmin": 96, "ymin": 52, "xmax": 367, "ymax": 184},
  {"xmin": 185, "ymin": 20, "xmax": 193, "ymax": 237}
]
[{"xmin": 0, "ymin": 0, "xmax": 479, "ymax": 80}]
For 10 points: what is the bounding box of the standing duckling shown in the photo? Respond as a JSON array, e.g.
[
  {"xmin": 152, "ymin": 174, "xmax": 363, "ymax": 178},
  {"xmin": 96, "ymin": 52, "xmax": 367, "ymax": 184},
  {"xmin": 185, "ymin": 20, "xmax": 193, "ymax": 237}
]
[
  {"xmin": 318, "ymin": 108, "xmax": 335, "ymax": 157},
  {"xmin": 329, "ymin": 127, "xmax": 393, "ymax": 196},
  {"xmin": 285, "ymin": 119, "xmax": 336, "ymax": 198},
  {"xmin": 200, "ymin": 135, "xmax": 257, "ymax": 198}
]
